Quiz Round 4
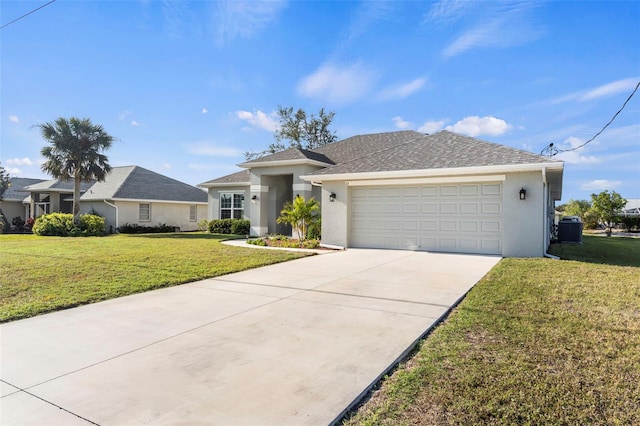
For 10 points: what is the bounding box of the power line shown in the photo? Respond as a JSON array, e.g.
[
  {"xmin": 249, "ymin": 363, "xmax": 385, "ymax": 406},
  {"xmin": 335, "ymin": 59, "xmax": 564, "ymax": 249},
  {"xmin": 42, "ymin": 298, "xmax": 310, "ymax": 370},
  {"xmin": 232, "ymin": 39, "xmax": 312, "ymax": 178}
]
[
  {"xmin": 542, "ymin": 80, "xmax": 640, "ymax": 156},
  {"xmin": 1, "ymin": 0, "xmax": 57, "ymax": 30}
]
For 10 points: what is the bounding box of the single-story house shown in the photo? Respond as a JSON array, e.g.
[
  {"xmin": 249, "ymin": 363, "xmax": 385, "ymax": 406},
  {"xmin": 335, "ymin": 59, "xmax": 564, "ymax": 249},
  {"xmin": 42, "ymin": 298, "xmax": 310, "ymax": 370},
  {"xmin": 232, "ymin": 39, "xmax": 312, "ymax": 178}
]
[
  {"xmin": 199, "ymin": 130, "xmax": 564, "ymax": 257},
  {"xmin": 0, "ymin": 177, "xmax": 47, "ymax": 225},
  {"xmin": 23, "ymin": 165, "xmax": 207, "ymax": 232}
]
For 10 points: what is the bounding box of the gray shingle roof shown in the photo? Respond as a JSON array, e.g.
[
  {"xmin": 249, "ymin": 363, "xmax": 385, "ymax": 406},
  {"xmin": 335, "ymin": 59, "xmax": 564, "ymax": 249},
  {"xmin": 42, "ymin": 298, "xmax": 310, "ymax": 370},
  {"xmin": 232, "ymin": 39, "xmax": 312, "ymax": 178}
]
[
  {"xmin": 199, "ymin": 169, "xmax": 250, "ymax": 186},
  {"xmin": 313, "ymin": 130, "xmax": 424, "ymax": 164},
  {"xmin": 310, "ymin": 131, "xmax": 561, "ymax": 176},
  {"xmin": 82, "ymin": 166, "xmax": 207, "ymax": 203},
  {"xmin": 3, "ymin": 178, "xmax": 46, "ymax": 200},
  {"xmin": 241, "ymin": 147, "xmax": 333, "ymax": 165},
  {"xmin": 24, "ymin": 178, "xmax": 95, "ymax": 193}
]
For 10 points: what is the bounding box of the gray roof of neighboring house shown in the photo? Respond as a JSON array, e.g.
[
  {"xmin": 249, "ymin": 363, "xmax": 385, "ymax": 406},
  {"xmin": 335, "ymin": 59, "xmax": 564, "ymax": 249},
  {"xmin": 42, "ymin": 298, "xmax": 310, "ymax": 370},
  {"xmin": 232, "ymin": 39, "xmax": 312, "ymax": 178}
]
[
  {"xmin": 309, "ymin": 131, "xmax": 561, "ymax": 176},
  {"xmin": 23, "ymin": 178, "xmax": 95, "ymax": 193},
  {"xmin": 199, "ymin": 169, "xmax": 251, "ymax": 186},
  {"xmin": 240, "ymin": 147, "xmax": 334, "ymax": 166},
  {"xmin": 2, "ymin": 178, "xmax": 47, "ymax": 201},
  {"xmin": 82, "ymin": 166, "xmax": 207, "ymax": 203}
]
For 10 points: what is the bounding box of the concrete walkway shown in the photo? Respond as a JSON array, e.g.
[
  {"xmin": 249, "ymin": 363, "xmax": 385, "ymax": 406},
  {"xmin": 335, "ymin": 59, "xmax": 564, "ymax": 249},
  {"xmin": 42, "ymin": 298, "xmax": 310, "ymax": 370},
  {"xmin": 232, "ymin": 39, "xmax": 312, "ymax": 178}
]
[{"xmin": 1, "ymin": 249, "xmax": 500, "ymax": 425}]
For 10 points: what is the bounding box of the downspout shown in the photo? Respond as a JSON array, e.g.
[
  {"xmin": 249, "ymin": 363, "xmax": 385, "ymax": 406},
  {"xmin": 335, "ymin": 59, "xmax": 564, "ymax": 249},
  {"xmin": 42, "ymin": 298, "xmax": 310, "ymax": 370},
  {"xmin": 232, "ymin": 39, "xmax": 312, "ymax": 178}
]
[
  {"xmin": 103, "ymin": 200, "xmax": 118, "ymax": 233},
  {"xmin": 541, "ymin": 168, "xmax": 560, "ymax": 260}
]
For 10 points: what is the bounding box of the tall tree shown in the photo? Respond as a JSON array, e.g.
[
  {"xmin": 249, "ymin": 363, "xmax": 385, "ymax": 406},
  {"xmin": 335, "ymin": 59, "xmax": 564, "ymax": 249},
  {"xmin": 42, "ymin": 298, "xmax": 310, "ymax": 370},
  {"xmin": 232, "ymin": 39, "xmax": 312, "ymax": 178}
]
[
  {"xmin": 37, "ymin": 117, "xmax": 115, "ymax": 224},
  {"xmin": 0, "ymin": 162, "xmax": 10, "ymax": 201},
  {"xmin": 563, "ymin": 199, "xmax": 591, "ymax": 221},
  {"xmin": 590, "ymin": 190, "xmax": 627, "ymax": 236},
  {"xmin": 244, "ymin": 106, "xmax": 337, "ymax": 160}
]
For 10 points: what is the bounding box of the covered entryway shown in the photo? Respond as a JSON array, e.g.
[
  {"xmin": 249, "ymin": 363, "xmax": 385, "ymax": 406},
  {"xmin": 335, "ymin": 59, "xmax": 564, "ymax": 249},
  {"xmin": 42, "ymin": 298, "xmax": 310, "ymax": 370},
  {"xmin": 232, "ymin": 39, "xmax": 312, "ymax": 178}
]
[{"xmin": 350, "ymin": 182, "xmax": 503, "ymax": 254}]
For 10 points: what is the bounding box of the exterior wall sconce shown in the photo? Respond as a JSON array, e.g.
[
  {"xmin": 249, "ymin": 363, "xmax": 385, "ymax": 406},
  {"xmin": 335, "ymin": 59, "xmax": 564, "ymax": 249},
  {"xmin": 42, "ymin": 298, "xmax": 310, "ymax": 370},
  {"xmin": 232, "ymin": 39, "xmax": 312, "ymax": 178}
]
[
  {"xmin": 519, "ymin": 188, "xmax": 527, "ymax": 200},
  {"xmin": 251, "ymin": 195, "xmax": 258, "ymax": 203},
  {"xmin": 329, "ymin": 192, "xmax": 337, "ymax": 202}
]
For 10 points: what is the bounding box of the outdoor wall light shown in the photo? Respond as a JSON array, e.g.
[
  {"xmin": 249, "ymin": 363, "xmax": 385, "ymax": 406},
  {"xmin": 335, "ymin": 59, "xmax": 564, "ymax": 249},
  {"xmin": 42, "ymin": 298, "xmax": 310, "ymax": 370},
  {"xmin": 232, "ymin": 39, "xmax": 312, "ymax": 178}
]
[
  {"xmin": 329, "ymin": 192, "xmax": 337, "ymax": 202},
  {"xmin": 251, "ymin": 195, "xmax": 258, "ymax": 203},
  {"xmin": 519, "ymin": 188, "xmax": 527, "ymax": 200}
]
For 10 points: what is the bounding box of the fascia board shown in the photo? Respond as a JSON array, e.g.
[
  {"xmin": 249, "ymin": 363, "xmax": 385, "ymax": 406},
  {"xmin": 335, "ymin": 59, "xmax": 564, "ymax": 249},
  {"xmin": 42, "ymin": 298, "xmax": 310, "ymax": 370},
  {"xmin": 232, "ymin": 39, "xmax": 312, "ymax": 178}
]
[
  {"xmin": 107, "ymin": 198, "xmax": 208, "ymax": 205},
  {"xmin": 300, "ymin": 162, "xmax": 564, "ymax": 183}
]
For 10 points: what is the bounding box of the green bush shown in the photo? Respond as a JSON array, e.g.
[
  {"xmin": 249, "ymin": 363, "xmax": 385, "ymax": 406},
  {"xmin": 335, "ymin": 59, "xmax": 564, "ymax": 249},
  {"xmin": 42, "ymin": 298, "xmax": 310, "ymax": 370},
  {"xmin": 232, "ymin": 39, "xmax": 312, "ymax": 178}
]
[
  {"xmin": 617, "ymin": 215, "xmax": 640, "ymax": 232},
  {"xmin": 247, "ymin": 238, "xmax": 267, "ymax": 246},
  {"xmin": 197, "ymin": 219, "xmax": 209, "ymax": 232},
  {"xmin": 32, "ymin": 213, "xmax": 77, "ymax": 236},
  {"xmin": 118, "ymin": 223, "xmax": 177, "ymax": 234},
  {"xmin": 208, "ymin": 219, "xmax": 250, "ymax": 235},
  {"xmin": 32, "ymin": 213, "xmax": 106, "ymax": 236},
  {"xmin": 80, "ymin": 214, "xmax": 105, "ymax": 236}
]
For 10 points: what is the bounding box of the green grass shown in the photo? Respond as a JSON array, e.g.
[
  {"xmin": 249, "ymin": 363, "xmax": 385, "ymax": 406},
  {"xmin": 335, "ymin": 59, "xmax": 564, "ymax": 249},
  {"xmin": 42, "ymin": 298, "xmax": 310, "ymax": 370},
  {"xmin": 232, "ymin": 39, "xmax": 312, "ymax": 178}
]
[
  {"xmin": 344, "ymin": 235, "xmax": 640, "ymax": 425},
  {"xmin": 0, "ymin": 233, "xmax": 308, "ymax": 323}
]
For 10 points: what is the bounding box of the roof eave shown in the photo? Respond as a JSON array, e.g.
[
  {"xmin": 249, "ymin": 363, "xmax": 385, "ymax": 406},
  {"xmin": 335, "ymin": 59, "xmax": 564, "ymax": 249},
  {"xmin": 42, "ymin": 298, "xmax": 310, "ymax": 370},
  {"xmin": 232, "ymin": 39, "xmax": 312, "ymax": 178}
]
[
  {"xmin": 198, "ymin": 181, "xmax": 250, "ymax": 189},
  {"xmin": 301, "ymin": 162, "xmax": 564, "ymax": 183}
]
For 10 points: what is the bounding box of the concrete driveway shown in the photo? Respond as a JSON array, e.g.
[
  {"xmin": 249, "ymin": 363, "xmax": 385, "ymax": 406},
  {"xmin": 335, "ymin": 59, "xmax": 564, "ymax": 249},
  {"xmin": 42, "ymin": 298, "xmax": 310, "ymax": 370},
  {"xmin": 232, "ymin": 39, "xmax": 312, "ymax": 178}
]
[{"xmin": 1, "ymin": 249, "xmax": 500, "ymax": 425}]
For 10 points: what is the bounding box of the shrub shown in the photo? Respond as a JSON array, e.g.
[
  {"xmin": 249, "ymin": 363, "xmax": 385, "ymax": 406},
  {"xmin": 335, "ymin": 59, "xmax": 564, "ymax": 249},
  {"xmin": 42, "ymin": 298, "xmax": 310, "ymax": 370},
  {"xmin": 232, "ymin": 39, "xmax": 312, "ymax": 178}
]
[
  {"xmin": 617, "ymin": 215, "xmax": 640, "ymax": 232},
  {"xmin": 12, "ymin": 216, "xmax": 25, "ymax": 230},
  {"xmin": 209, "ymin": 219, "xmax": 250, "ymax": 235},
  {"xmin": 231, "ymin": 219, "xmax": 250, "ymax": 235},
  {"xmin": 247, "ymin": 238, "xmax": 267, "ymax": 246},
  {"xmin": 80, "ymin": 214, "xmax": 105, "ymax": 236},
  {"xmin": 118, "ymin": 223, "xmax": 176, "ymax": 234},
  {"xmin": 197, "ymin": 219, "xmax": 209, "ymax": 232},
  {"xmin": 25, "ymin": 217, "xmax": 35, "ymax": 231},
  {"xmin": 32, "ymin": 213, "xmax": 76, "ymax": 236}
]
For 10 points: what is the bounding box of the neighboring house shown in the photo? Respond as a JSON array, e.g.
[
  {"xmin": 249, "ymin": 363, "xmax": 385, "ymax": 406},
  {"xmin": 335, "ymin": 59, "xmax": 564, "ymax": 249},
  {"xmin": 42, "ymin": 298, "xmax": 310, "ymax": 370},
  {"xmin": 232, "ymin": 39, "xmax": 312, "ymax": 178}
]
[
  {"xmin": 199, "ymin": 130, "xmax": 564, "ymax": 257},
  {"xmin": 0, "ymin": 177, "xmax": 47, "ymax": 224},
  {"xmin": 621, "ymin": 199, "xmax": 640, "ymax": 216},
  {"xmin": 23, "ymin": 166, "xmax": 207, "ymax": 232}
]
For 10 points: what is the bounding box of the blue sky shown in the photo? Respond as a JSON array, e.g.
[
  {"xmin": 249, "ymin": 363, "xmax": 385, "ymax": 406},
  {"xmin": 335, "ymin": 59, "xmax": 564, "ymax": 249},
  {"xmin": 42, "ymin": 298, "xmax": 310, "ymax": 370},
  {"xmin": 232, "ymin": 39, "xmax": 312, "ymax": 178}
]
[{"xmin": 2, "ymin": 0, "xmax": 639, "ymax": 203}]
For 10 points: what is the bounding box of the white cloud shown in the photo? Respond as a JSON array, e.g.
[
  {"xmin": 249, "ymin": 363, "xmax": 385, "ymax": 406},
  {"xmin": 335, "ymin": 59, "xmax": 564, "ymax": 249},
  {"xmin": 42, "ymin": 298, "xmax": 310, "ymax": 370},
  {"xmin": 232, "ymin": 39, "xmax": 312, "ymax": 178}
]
[
  {"xmin": 378, "ymin": 77, "xmax": 427, "ymax": 100},
  {"xmin": 392, "ymin": 116, "xmax": 411, "ymax": 129},
  {"xmin": 445, "ymin": 116, "xmax": 512, "ymax": 137},
  {"xmin": 297, "ymin": 62, "xmax": 376, "ymax": 104},
  {"xmin": 581, "ymin": 179, "xmax": 622, "ymax": 191},
  {"xmin": 418, "ymin": 119, "xmax": 447, "ymax": 134},
  {"xmin": 442, "ymin": 3, "xmax": 544, "ymax": 58},
  {"xmin": 215, "ymin": 0, "xmax": 287, "ymax": 45},
  {"xmin": 187, "ymin": 142, "xmax": 243, "ymax": 157},
  {"xmin": 554, "ymin": 137, "xmax": 601, "ymax": 165},
  {"xmin": 9, "ymin": 115, "xmax": 19, "ymax": 123},
  {"xmin": 6, "ymin": 157, "xmax": 33, "ymax": 166},
  {"xmin": 117, "ymin": 110, "xmax": 131, "ymax": 121},
  {"xmin": 581, "ymin": 77, "xmax": 638, "ymax": 101},
  {"xmin": 131, "ymin": 121, "xmax": 141, "ymax": 127},
  {"xmin": 202, "ymin": 108, "xmax": 208, "ymax": 114},
  {"xmin": 551, "ymin": 77, "xmax": 639, "ymax": 104},
  {"xmin": 426, "ymin": 0, "xmax": 472, "ymax": 24},
  {"xmin": 236, "ymin": 110, "xmax": 279, "ymax": 132},
  {"xmin": 162, "ymin": 163, "xmax": 172, "ymax": 170},
  {"xmin": 6, "ymin": 167, "xmax": 21, "ymax": 175}
]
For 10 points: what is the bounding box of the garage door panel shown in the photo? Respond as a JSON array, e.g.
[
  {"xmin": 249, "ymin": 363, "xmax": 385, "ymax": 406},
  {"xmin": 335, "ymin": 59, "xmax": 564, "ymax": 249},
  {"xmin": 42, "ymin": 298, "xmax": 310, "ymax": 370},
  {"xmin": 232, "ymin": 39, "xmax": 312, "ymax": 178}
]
[{"xmin": 350, "ymin": 183, "xmax": 502, "ymax": 254}]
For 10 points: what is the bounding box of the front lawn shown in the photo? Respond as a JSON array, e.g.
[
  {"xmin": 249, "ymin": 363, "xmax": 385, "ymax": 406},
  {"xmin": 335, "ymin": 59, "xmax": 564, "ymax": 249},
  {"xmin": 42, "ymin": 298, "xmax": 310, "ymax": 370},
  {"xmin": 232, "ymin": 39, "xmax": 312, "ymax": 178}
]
[
  {"xmin": 0, "ymin": 233, "xmax": 308, "ymax": 323},
  {"xmin": 344, "ymin": 235, "xmax": 640, "ymax": 425}
]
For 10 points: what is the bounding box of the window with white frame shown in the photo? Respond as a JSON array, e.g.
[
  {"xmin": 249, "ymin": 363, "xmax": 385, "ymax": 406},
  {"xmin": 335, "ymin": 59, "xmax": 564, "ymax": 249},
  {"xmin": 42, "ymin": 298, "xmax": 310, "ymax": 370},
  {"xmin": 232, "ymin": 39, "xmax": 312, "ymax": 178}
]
[
  {"xmin": 189, "ymin": 205, "xmax": 197, "ymax": 222},
  {"xmin": 139, "ymin": 203, "xmax": 151, "ymax": 221},
  {"xmin": 220, "ymin": 193, "xmax": 244, "ymax": 219}
]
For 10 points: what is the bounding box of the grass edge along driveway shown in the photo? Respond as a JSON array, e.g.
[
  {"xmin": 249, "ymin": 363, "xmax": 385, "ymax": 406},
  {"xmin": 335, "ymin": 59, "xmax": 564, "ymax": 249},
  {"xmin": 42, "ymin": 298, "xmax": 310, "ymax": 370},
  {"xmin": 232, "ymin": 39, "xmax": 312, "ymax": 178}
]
[
  {"xmin": 0, "ymin": 233, "xmax": 308, "ymax": 323},
  {"xmin": 344, "ymin": 235, "xmax": 640, "ymax": 425}
]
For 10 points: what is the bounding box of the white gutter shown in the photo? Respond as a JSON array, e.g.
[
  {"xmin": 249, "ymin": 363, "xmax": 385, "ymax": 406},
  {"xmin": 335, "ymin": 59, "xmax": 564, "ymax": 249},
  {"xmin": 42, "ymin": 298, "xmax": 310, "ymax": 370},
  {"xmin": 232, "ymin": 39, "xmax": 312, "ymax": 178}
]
[{"xmin": 103, "ymin": 200, "xmax": 118, "ymax": 231}]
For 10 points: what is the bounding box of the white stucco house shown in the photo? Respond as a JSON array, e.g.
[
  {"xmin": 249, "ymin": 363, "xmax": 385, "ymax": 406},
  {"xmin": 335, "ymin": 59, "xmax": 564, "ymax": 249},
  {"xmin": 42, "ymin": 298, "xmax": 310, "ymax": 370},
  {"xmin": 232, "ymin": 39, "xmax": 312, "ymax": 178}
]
[
  {"xmin": 0, "ymin": 177, "xmax": 47, "ymax": 225},
  {"xmin": 199, "ymin": 130, "xmax": 564, "ymax": 257},
  {"xmin": 22, "ymin": 166, "xmax": 207, "ymax": 233}
]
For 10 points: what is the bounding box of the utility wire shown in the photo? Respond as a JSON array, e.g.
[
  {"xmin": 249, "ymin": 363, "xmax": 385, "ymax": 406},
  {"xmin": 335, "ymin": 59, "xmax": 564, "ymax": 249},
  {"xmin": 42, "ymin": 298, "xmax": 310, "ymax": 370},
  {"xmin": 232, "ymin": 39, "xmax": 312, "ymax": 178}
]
[
  {"xmin": 542, "ymin": 80, "xmax": 640, "ymax": 156},
  {"xmin": 1, "ymin": 0, "xmax": 57, "ymax": 30}
]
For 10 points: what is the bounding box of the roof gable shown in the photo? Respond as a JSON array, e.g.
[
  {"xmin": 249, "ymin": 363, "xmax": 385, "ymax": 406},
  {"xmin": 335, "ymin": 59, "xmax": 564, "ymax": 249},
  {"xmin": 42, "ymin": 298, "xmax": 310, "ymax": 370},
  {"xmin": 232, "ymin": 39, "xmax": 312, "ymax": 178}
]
[{"xmin": 3, "ymin": 178, "xmax": 47, "ymax": 200}]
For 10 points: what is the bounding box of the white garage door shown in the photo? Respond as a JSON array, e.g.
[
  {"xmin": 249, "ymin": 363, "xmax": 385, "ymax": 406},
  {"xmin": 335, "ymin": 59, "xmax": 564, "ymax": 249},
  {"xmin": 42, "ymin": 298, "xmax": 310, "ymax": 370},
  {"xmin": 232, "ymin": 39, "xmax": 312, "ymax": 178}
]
[{"xmin": 351, "ymin": 183, "xmax": 502, "ymax": 255}]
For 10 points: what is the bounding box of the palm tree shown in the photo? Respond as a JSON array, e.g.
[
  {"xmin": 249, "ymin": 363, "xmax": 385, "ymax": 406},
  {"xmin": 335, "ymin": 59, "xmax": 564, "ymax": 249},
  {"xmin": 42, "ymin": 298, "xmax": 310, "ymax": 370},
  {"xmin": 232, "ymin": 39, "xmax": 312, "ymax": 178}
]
[
  {"xmin": 37, "ymin": 117, "xmax": 115, "ymax": 224},
  {"xmin": 277, "ymin": 195, "xmax": 320, "ymax": 240}
]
